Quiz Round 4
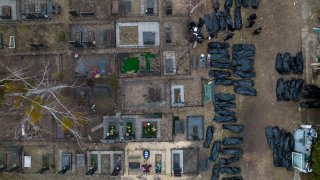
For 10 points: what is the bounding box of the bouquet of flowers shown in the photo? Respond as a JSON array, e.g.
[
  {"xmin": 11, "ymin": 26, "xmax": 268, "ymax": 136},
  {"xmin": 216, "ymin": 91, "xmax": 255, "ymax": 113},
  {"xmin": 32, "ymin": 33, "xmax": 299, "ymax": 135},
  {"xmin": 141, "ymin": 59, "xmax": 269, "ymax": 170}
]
[{"xmin": 140, "ymin": 164, "xmax": 152, "ymax": 174}]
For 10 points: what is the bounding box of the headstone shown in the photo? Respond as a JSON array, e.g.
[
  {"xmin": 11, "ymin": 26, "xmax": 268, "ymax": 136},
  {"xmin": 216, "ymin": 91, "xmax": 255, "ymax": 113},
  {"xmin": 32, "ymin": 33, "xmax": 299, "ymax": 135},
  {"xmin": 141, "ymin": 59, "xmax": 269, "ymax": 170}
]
[
  {"xmin": 165, "ymin": 59, "xmax": 174, "ymax": 73},
  {"xmin": 54, "ymin": 4, "xmax": 60, "ymax": 15},
  {"xmin": 24, "ymin": 156, "xmax": 31, "ymax": 168},
  {"xmin": 199, "ymin": 159, "xmax": 208, "ymax": 171},
  {"xmin": 174, "ymin": 120, "xmax": 181, "ymax": 134},
  {"xmin": 61, "ymin": 153, "xmax": 72, "ymax": 170},
  {"xmin": 76, "ymin": 154, "xmax": 85, "ymax": 167},
  {"xmin": 128, "ymin": 162, "xmax": 140, "ymax": 169},
  {"xmin": 165, "ymin": 1, "xmax": 172, "ymax": 15},
  {"xmin": 173, "ymin": 153, "xmax": 181, "ymax": 176},
  {"xmin": 123, "ymin": 1, "xmax": 131, "ymax": 13},
  {"xmin": 143, "ymin": 150, "xmax": 150, "ymax": 160},
  {"xmin": 143, "ymin": 32, "xmax": 155, "ymax": 45},
  {"xmin": 146, "ymin": 0, "xmax": 154, "ymax": 14},
  {"xmin": 199, "ymin": 55, "xmax": 207, "ymax": 68},
  {"xmin": 192, "ymin": 55, "xmax": 197, "ymax": 69},
  {"xmin": 0, "ymin": 34, "xmax": 3, "ymax": 49},
  {"xmin": 0, "ymin": 6, "xmax": 11, "ymax": 19}
]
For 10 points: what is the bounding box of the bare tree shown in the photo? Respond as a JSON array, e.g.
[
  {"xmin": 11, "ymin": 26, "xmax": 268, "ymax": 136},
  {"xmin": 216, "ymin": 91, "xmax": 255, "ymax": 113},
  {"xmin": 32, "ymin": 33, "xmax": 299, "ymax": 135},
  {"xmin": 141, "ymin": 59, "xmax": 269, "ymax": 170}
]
[
  {"xmin": 0, "ymin": 59, "xmax": 89, "ymax": 148},
  {"xmin": 185, "ymin": 0, "xmax": 206, "ymax": 16}
]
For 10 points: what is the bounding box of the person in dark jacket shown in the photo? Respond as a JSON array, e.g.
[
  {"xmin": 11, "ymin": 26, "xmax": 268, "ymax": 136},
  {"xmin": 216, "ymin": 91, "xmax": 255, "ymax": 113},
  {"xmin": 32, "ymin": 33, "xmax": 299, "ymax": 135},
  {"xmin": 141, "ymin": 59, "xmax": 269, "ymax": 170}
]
[
  {"xmin": 224, "ymin": 32, "xmax": 234, "ymax": 42},
  {"xmin": 246, "ymin": 20, "xmax": 255, "ymax": 28},
  {"xmin": 212, "ymin": 0, "xmax": 220, "ymax": 12},
  {"xmin": 209, "ymin": 32, "xmax": 218, "ymax": 40},
  {"xmin": 247, "ymin": 13, "xmax": 257, "ymax": 22},
  {"xmin": 252, "ymin": 27, "xmax": 262, "ymax": 35},
  {"xmin": 228, "ymin": 25, "xmax": 235, "ymax": 32}
]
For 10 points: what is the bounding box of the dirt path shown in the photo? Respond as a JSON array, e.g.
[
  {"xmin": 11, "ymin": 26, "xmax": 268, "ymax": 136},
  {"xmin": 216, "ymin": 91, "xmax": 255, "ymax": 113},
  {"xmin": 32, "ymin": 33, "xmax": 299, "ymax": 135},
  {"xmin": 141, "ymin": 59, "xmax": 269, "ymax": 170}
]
[{"xmin": 235, "ymin": 0, "xmax": 303, "ymax": 179}]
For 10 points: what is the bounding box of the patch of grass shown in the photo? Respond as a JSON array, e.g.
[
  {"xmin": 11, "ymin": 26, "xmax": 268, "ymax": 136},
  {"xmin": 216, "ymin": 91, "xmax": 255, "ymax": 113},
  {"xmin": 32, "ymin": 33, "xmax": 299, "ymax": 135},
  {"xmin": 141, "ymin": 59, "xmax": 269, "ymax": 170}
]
[
  {"xmin": 0, "ymin": 174, "xmax": 18, "ymax": 180},
  {"xmin": 143, "ymin": 53, "xmax": 155, "ymax": 73},
  {"xmin": 58, "ymin": 31, "xmax": 65, "ymax": 43},
  {"xmin": 110, "ymin": 74, "xmax": 119, "ymax": 92},
  {"xmin": 312, "ymin": 140, "xmax": 320, "ymax": 178},
  {"xmin": 143, "ymin": 53, "xmax": 156, "ymax": 59},
  {"xmin": 91, "ymin": 154, "xmax": 98, "ymax": 168},
  {"xmin": 122, "ymin": 57, "xmax": 140, "ymax": 73},
  {"xmin": 146, "ymin": 58, "xmax": 151, "ymax": 73}
]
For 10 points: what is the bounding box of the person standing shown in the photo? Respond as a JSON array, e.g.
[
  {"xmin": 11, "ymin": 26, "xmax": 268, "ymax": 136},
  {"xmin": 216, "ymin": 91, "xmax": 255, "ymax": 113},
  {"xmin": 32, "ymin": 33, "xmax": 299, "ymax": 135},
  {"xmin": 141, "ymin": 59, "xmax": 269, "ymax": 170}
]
[
  {"xmin": 252, "ymin": 27, "xmax": 262, "ymax": 35},
  {"xmin": 224, "ymin": 32, "xmax": 234, "ymax": 42},
  {"xmin": 212, "ymin": 0, "xmax": 220, "ymax": 12},
  {"xmin": 247, "ymin": 13, "xmax": 257, "ymax": 22},
  {"xmin": 246, "ymin": 20, "xmax": 255, "ymax": 28},
  {"xmin": 228, "ymin": 25, "xmax": 235, "ymax": 32}
]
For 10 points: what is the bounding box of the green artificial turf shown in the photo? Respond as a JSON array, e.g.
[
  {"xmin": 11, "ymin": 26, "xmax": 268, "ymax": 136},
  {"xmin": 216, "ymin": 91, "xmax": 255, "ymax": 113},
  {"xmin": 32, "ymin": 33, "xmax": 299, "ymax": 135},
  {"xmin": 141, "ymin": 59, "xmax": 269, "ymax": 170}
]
[
  {"xmin": 143, "ymin": 53, "xmax": 155, "ymax": 73},
  {"xmin": 144, "ymin": 53, "xmax": 156, "ymax": 59},
  {"xmin": 146, "ymin": 58, "xmax": 151, "ymax": 73},
  {"xmin": 122, "ymin": 57, "xmax": 140, "ymax": 73}
]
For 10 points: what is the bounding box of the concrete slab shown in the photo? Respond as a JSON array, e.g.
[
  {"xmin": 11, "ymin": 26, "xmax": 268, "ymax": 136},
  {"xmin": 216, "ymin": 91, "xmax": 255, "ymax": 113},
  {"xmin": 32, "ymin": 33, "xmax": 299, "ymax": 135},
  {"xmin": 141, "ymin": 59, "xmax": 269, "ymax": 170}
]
[
  {"xmin": 121, "ymin": 80, "xmax": 167, "ymax": 110},
  {"xmin": 116, "ymin": 22, "xmax": 160, "ymax": 47},
  {"xmin": 0, "ymin": 0, "xmax": 18, "ymax": 20}
]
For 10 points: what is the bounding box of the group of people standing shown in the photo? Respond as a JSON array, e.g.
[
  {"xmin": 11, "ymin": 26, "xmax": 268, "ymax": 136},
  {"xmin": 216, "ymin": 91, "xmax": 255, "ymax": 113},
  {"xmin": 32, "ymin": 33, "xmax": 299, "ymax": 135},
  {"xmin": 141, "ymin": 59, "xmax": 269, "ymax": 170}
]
[{"xmin": 224, "ymin": 13, "xmax": 262, "ymax": 42}]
